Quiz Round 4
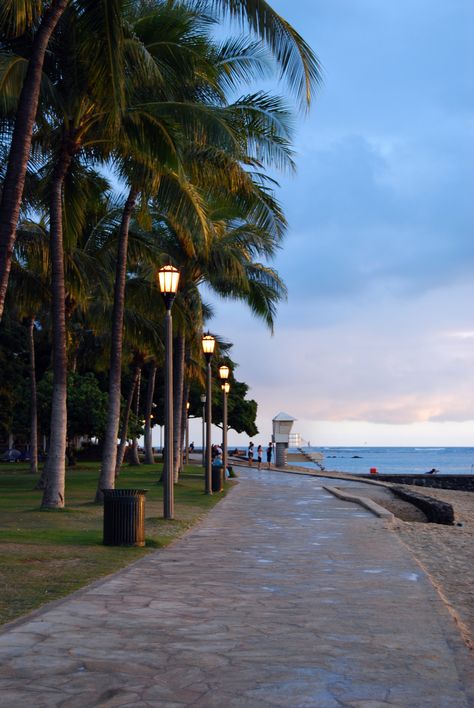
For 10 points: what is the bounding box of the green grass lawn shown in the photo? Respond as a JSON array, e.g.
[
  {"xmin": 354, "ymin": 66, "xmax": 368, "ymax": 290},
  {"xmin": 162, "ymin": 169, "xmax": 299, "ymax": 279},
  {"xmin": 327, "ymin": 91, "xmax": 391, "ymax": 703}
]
[{"xmin": 0, "ymin": 461, "xmax": 227, "ymax": 625}]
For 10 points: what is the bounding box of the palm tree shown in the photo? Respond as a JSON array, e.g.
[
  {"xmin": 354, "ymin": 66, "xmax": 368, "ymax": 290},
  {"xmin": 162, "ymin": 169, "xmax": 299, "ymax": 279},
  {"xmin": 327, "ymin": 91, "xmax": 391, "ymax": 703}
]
[
  {"xmin": 116, "ymin": 353, "xmax": 144, "ymax": 473},
  {"xmin": 0, "ymin": 0, "xmax": 316, "ymax": 506},
  {"xmin": 113, "ymin": 277, "xmax": 164, "ymax": 475},
  {"xmin": 0, "ymin": 0, "xmax": 320, "ymax": 322},
  {"xmin": 6, "ymin": 220, "xmax": 50, "ymax": 475},
  {"xmin": 0, "ymin": 0, "xmax": 69, "ymax": 321},
  {"xmin": 31, "ymin": 4, "xmax": 160, "ymax": 507},
  {"xmin": 97, "ymin": 1, "xmax": 247, "ymax": 497},
  {"xmin": 0, "ymin": 0, "xmax": 130, "ymax": 320},
  {"xmin": 143, "ymin": 361, "xmax": 157, "ymax": 464},
  {"xmin": 107, "ymin": 9, "xmax": 289, "ymax": 488},
  {"xmin": 31, "ymin": 164, "xmax": 114, "ymax": 506}
]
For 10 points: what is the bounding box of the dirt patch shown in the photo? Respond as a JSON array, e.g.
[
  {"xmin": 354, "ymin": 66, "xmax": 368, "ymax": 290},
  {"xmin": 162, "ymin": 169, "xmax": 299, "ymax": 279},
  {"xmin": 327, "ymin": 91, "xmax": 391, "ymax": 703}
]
[{"xmin": 374, "ymin": 496, "xmax": 428, "ymax": 522}]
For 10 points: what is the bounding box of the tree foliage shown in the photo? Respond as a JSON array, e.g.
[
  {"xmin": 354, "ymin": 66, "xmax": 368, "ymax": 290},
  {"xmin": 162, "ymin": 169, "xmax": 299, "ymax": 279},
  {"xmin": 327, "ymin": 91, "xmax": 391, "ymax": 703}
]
[
  {"xmin": 0, "ymin": 0, "xmax": 318, "ymax": 507},
  {"xmin": 37, "ymin": 371, "xmax": 108, "ymax": 440}
]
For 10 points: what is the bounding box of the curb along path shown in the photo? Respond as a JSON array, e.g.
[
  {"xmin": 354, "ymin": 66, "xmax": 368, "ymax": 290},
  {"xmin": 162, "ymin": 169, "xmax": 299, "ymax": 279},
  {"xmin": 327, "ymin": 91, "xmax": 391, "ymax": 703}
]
[{"xmin": 0, "ymin": 469, "xmax": 472, "ymax": 706}]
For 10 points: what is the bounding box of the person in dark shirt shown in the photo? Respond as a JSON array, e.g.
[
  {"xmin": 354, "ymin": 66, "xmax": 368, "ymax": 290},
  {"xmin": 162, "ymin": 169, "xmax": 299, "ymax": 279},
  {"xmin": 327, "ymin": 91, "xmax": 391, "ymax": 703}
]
[{"xmin": 266, "ymin": 443, "xmax": 273, "ymax": 469}]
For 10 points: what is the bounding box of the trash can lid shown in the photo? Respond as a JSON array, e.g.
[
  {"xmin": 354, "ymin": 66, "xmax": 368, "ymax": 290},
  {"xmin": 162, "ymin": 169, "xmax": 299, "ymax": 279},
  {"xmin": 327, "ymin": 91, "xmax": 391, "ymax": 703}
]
[{"xmin": 102, "ymin": 488, "xmax": 148, "ymax": 497}]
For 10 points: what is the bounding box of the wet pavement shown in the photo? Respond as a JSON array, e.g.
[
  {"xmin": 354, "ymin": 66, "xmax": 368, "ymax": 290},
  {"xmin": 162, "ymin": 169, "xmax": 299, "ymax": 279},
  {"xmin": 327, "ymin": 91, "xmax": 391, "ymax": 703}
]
[{"xmin": 0, "ymin": 467, "xmax": 472, "ymax": 707}]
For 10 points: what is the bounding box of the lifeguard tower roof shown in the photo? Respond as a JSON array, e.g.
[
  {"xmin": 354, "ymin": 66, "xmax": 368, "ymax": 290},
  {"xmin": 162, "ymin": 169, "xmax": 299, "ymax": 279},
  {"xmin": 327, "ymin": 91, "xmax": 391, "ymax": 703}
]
[{"xmin": 272, "ymin": 412, "xmax": 297, "ymax": 422}]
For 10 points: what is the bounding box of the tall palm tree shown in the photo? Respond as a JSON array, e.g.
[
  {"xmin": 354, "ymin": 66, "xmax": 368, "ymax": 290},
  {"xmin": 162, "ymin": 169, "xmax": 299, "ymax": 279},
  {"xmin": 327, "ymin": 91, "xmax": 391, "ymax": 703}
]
[
  {"xmin": 130, "ymin": 152, "xmax": 289, "ymax": 487},
  {"xmin": 7, "ymin": 220, "xmax": 50, "ymax": 475},
  {"xmin": 143, "ymin": 361, "xmax": 157, "ymax": 464},
  {"xmin": 97, "ymin": 1, "xmax": 252, "ymax": 496},
  {"xmin": 0, "ymin": 0, "xmax": 69, "ymax": 321},
  {"xmin": 113, "ymin": 276, "xmax": 164, "ymax": 474},
  {"xmin": 32, "ymin": 164, "xmax": 113, "ymax": 507},
  {"xmin": 0, "ymin": 0, "xmax": 130, "ymax": 320},
  {"xmin": 121, "ymin": 15, "xmax": 294, "ymax": 484},
  {"xmin": 30, "ymin": 4, "xmax": 160, "ymax": 507},
  {"xmin": 0, "ymin": 0, "xmax": 320, "ymax": 322}
]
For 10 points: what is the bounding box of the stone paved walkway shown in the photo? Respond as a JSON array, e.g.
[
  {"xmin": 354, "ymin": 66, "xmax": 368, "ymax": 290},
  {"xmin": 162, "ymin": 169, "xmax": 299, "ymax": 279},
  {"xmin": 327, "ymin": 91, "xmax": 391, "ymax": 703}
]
[{"xmin": 0, "ymin": 468, "xmax": 473, "ymax": 707}]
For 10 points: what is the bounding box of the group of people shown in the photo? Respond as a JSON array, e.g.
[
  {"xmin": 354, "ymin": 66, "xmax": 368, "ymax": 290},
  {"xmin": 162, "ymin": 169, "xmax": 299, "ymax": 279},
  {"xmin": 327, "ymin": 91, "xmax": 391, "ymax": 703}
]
[{"xmin": 247, "ymin": 441, "xmax": 273, "ymax": 470}]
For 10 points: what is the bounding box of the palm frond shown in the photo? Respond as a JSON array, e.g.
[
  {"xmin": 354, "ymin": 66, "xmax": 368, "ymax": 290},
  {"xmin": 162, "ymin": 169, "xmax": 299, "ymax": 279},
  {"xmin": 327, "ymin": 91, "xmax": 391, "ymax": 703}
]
[
  {"xmin": 214, "ymin": 35, "xmax": 270, "ymax": 92},
  {"xmin": 0, "ymin": 0, "xmax": 43, "ymax": 38},
  {"xmin": 208, "ymin": 0, "xmax": 322, "ymax": 108}
]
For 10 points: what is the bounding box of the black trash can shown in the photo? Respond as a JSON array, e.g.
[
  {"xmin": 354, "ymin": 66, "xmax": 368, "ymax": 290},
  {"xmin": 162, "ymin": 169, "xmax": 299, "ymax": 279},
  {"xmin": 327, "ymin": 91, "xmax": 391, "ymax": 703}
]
[
  {"xmin": 103, "ymin": 489, "xmax": 147, "ymax": 547},
  {"xmin": 211, "ymin": 465, "xmax": 224, "ymax": 493}
]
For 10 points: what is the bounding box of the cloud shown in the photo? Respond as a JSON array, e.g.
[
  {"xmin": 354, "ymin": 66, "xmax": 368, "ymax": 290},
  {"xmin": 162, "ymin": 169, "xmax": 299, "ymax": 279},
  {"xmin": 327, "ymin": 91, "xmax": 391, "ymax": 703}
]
[
  {"xmin": 213, "ymin": 282, "xmax": 474, "ymax": 430},
  {"xmin": 205, "ymin": 0, "xmax": 474, "ymax": 444},
  {"xmin": 275, "ymin": 130, "xmax": 474, "ymax": 309}
]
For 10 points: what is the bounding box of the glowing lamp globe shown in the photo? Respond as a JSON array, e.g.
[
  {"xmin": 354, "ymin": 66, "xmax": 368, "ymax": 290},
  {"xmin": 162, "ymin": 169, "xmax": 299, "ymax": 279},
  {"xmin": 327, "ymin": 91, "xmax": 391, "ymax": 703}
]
[
  {"xmin": 202, "ymin": 333, "xmax": 215, "ymax": 359},
  {"xmin": 218, "ymin": 365, "xmax": 230, "ymax": 381},
  {"xmin": 158, "ymin": 265, "xmax": 180, "ymax": 294}
]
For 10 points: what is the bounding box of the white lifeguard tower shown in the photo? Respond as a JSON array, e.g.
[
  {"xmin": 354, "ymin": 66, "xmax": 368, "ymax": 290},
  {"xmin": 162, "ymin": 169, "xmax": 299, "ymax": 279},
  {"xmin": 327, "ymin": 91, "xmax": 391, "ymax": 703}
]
[{"xmin": 272, "ymin": 412, "xmax": 297, "ymax": 468}]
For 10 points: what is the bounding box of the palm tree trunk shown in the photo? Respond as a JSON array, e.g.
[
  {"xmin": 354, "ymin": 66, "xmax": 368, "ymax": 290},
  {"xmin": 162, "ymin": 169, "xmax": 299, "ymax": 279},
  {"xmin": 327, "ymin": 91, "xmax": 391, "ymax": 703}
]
[
  {"xmin": 180, "ymin": 379, "xmax": 190, "ymax": 470},
  {"xmin": 115, "ymin": 364, "xmax": 141, "ymax": 476},
  {"xmin": 0, "ymin": 0, "xmax": 69, "ymax": 321},
  {"xmin": 41, "ymin": 148, "xmax": 73, "ymax": 508},
  {"xmin": 144, "ymin": 361, "xmax": 157, "ymax": 464},
  {"xmin": 172, "ymin": 332, "xmax": 185, "ymax": 482},
  {"xmin": 130, "ymin": 368, "xmax": 141, "ymax": 465},
  {"xmin": 27, "ymin": 317, "xmax": 39, "ymax": 475},
  {"xmin": 97, "ymin": 186, "xmax": 138, "ymax": 500}
]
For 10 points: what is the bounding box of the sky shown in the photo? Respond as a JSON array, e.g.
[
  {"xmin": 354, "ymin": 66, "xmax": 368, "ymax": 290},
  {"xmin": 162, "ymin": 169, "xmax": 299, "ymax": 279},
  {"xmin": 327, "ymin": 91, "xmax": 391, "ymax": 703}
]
[{"xmin": 188, "ymin": 0, "xmax": 474, "ymax": 448}]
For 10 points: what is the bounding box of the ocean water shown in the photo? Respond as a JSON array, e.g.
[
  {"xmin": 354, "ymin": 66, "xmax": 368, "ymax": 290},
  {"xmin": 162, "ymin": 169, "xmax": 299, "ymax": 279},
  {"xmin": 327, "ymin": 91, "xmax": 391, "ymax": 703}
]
[{"xmin": 289, "ymin": 447, "xmax": 474, "ymax": 476}]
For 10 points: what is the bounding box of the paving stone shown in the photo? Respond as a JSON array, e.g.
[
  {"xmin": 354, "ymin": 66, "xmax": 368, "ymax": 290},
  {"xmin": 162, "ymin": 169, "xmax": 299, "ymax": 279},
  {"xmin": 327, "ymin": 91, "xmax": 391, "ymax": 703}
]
[{"xmin": 0, "ymin": 469, "xmax": 472, "ymax": 707}]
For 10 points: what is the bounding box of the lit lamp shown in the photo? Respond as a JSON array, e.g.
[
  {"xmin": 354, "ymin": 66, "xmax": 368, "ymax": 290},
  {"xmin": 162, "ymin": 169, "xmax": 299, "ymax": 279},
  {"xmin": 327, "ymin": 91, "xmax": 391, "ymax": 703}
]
[
  {"xmin": 218, "ymin": 365, "xmax": 229, "ymax": 381},
  {"xmin": 202, "ymin": 333, "xmax": 215, "ymax": 494},
  {"xmin": 219, "ymin": 366, "xmax": 230, "ymax": 480},
  {"xmin": 158, "ymin": 265, "xmax": 180, "ymax": 309},
  {"xmin": 158, "ymin": 264, "xmax": 180, "ymax": 520},
  {"xmin": 200, "ymin": 393, "xmax": 206, "ymax": 467}
]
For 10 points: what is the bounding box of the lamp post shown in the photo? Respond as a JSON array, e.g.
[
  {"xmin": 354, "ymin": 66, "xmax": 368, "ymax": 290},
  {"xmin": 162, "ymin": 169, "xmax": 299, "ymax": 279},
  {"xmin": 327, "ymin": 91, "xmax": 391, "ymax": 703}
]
[
  {"xmin": 202, "ymin": 333, "xmax": 215, "ymax": 494},
  {"xmin": 200, "ymin": 393, "xmax": 206, "ymax": 468},
  {"xmin": 185, "ymin": 401, "xmax": 190, "ymax": 465},
  {"xmin": 158, "ymin": 265, "xmax": 180, "ymax": 520},
  {"xmin": 218, "ymin": 365, "xmax": 230, "ymax": 478}
]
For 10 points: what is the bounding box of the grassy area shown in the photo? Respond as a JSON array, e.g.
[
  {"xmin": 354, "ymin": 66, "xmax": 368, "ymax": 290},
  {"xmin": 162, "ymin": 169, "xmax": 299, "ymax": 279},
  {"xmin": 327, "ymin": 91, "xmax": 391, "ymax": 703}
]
[{"xmin": 0, "ymin": 461, "xmax": 226, "ymax": 625}]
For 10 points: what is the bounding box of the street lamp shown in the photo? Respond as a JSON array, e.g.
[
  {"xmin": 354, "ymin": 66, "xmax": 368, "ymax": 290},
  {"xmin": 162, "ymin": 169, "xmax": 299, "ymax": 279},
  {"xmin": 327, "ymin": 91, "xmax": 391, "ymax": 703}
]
[
  {"xmin": 202, "ymin": 333, "xmax": 215, "ymax": 494},
  {"xmin": 200, "ymin": 393, "xmax": 206, "ymax": 468},
  {"xmin": 219, "ymin": 366, "xmax": 230, "ymax": 478},
  {"xmin": 158, "ymin": 264, "xmax": 180, "ymax": 520}
]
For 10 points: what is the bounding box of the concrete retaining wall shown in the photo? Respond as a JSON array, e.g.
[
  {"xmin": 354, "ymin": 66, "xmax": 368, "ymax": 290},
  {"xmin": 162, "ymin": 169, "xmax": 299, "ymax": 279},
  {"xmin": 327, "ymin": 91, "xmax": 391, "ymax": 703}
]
[
  {"xmin": 358, "ymin": 474, "xmax": 474, "ymax": 492},
  {"xmin": 390, "ymin": 487, "xmax": 454, "ymax": 525}
]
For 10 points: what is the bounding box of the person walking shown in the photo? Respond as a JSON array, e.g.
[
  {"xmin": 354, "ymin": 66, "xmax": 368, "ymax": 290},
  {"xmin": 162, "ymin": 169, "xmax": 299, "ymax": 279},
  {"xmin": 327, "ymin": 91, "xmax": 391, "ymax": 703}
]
[
  {"xmin": 266, "ymin": 442, "xmax": 273, "ymax": 469},
  {"xmin": 248, "ymin": 441, "xmax": 254, "ymax": 467},
  {"xmin": 257, "ymin": 444, "xmax": 263, "ymax": 470}
]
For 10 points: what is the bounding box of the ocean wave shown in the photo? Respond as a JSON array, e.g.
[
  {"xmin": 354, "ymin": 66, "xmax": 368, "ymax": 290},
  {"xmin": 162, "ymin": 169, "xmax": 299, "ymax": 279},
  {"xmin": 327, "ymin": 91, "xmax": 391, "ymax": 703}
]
[{"xmin": 414, "ymin": 448, "xmax": 445, "ymax": 451}]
